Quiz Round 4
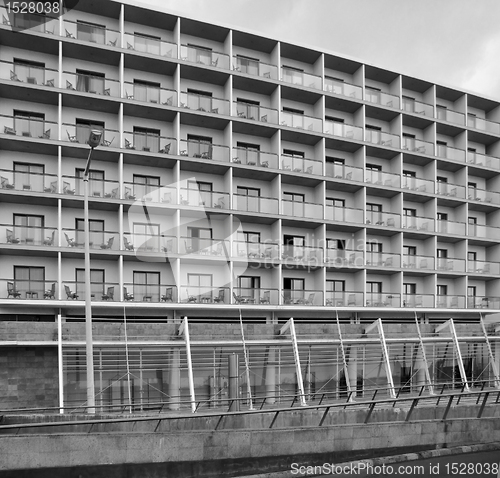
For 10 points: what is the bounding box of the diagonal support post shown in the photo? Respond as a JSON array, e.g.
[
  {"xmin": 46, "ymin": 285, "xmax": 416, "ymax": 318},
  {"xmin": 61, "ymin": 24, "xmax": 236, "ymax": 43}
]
[
  {"xmin": 414, "ymin": 314, "xmax": 434, "ymax": 395},
  {"xmin": 480, "ymin": 314, "xmax": 500, "ymax": 389},
  {"xmin": 178, "ymin": 316, "xmax": 196, "ymax": 413},
  {"xmin": 336, "ymin": 311, "xmax": 354, "ymax": 401}
]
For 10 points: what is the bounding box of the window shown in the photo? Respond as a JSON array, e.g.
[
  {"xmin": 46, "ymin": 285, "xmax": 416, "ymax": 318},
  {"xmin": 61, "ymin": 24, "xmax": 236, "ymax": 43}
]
[
  {"xmin": 133, "ymin": 222, "xmax": 160, "ymax": 251},
  {"xmin": 238, "ymin": 230, "xmax": 261, "ymax": 257},
  {"xmin": 237, "ymin": 276, "xmax": 261, "ymax": 300},
  {"xmin": 437, "ymin": 212, "xmax": 448, "ymax": 221},
  {"xmin": 467, "ymin": 286, "xmax": 477, "ymax": 307},
  {"xmin": 236, "ymin": 186, "xmax": 261, "ymax": 212},
  {"xmin": 283, "ymin": 192, "xmax": 305, "ymax": 216},
  {"xmin": 133, "ymin": 80, "xmax": 160, "ymax": 103},
  {"xmin": 437, "ymin": 284, "xmax": 448, "ymax": 296},
  {"xmin": 366, "ymin": 281, "xmax": 382, "ymax": 304},
  {"xmin": 468, "ymin": 251, "xmax": 477, "ymax": 272},
  {"xmin": 236, "ymin": 97, "xmax": 260, "ymax": 119},
  {"xmin": 326, "ymin": 280, "xmax": 345, "ymax": 304},
  {"xmin": 186, "ymin": 88, "xmax": 213, "ymax": 111},
  {"xmin": 133, "ymin": 127, "xmax": 160, "ymax": 153},
  {"xmin": 366, "ymin": 241, "xmax": 382, "ymax": 253},
  {"xmin": 325, "ymin": 76, "xmax": 344, "ymax": 94},
  {"xmin": 77, "ymin": 21, "xmax": 105, "ymax": 44},
  {"xmin": 468, "ymin": 182, "xmax": 477, "ymax": 199},
  {"xmin": 14, "ymin": 266, "xmax": 45, "ymax": 297},
  {"xmin": 326, "ymin": 197, "xmax": 345, "ymax": 207},
  {"xmin": 283, "ymin": 234, "xmax": 305, "ymax": 260},
  {"xmin": 133, "ymin": 271, "xmax": 160, "ymax": 302},
  {"xmin": 326, "ymin": 238, "xmax": 345, "ymax": 261},
  {"xmin": 436, "ymin": 140, "xmax": 447, "ymax": 157},
  {"xmin": 13, "ymin": 162, "xmax": 44, "ymax": 192},
  {"xmin": 366, "ymin": 203, "xmax": 382, "ymax": 224},
  {"xmin": 186, "ymin": 180, "xmax": 212, "ymax": 206},
  {"xmin": 402, "ymin": 95, "xmax": 416, "ymax": 113},
  {"xmin": 402, "ymin": 132, "xmax": 416, "ymax": 150},
  {"xmin": 76, "ymin": 218, "xmax": 104, "ymax": 248},
  {"xmin": 403, "ymin": 207, "xmax": 417, "ymax": 228},
  {"xmin": 366, "ymin": 163, "xmax": 382, "ymax": 183},
  {"xmin": 187, "ymin": 273, "xmax": 212, "ymax": 299},
  {"xmin": 326, "ymin": 157, "xmax": 345, "ymax": 178},
  {"xmin": 13, "ymin": 59, "xmax": 45, "ymax": 84},
  {"xmin": 75, "ymin": 168, "xmax": 104, "ymax": 197},
  {"xmin": 283, "ymin": 278, "xmax": 305, "ymax": 303},
  {"xmin": 468, "ymin": 216, "xmax": 477, "ymax": 235},
  {"xmin": 235, "ymin": 55, "xmax": 259, "ymax": 75},
  {"xmin": 76, "ymin": 119, "xmax": 104, "ymax": 145},
  {"xmin": 13, "ymin": 214, "xmax": 44, "ymax": 245},
  {"xmin": 365, "ymin": 125, "xmax": 382, "ymax": 144},
  {"xmin": 76, "ymin": 268, "xmax": 104, "ymax": 299},
  {"xmin": 402, "ymin": 170, "xmax": 416, "ymax": 189},
  {"xmin": 76, "ymin": 69, "xmax": 104, "ymax": 94},
  {"xmin": 187, "ymin": 226, "xmax": 212, "ymax": 252},
  {"xmin": 134, "ymin": 33, "xmax": 161, "ymax": 55},
  {"xmin": 187, "ymin": 44, "xmax": 212, "ymax": 65},
  {"xmin": 365, "ymin": 86, "xmax": 381, "ymax": 104},
  {"xmin": 436, "ymin": 248, "xmax": 448, "ymax": 270},
  {"xmin": 403, "ymin": 283, "xmax": 416, "ymax": 295},
  {"xmin": 187, "ymin": 134, "xmax": 212, "ymax": 158},
  {"xmin": 436, "ymin": 105, "xmax": 448, "ymax": 121},
  {"xmin": 133, "ymin": 175, "xmax": 160, "ymax": 199},
  {"xmin": 436, "ymin": 176, "xmax": 448, "ymax": 195},
  {"xmin": 12, "ymin": 12, "xmax": 47, "ymax": 32},
  {"xmin": 282, "ymin": 106, "xmax": 304, "ymax": 115},
  {"xmin": 14, "ymin": 110, "xmax": 44, "ymax": 138},
  {"xmin": 282, "ymin": 149, "xmax": 304, "ymax": 171},
  {"xmin": 366, "ymin": 241, "xmax": 382, "ymax": 265},
  {"xmin": 403, "ymin": 245, "xmax": 417, "ymax": 267},
  {"xmin": 282, "ymin": 65, "xmax": 304, "ymax": 85},
  {"xmin": 236, "ymin": 141, "xmax": 260, "ymax": 165}
]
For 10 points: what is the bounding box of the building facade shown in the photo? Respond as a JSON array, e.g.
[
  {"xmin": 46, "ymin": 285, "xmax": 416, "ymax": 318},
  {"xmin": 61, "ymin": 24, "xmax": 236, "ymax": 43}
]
[{"xmin": 0, "ymin": 0, "xmax": 499, "ymax": 412}]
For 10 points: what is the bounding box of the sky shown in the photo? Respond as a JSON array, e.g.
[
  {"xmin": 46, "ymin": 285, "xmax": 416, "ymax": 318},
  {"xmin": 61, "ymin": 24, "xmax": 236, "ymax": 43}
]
[{"xmin": 128, "ymin": 0, "xmax": 500, "ymax": 100}]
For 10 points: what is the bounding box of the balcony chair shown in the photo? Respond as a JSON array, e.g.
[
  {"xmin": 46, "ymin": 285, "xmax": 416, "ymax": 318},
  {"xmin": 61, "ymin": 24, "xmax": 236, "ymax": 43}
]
[
  {"xmin": 233, "ymin": 292, "xmax": 253, "ymax": 304},
  {"xmin": 6, "ymin": 229, "xmax": 20, "ymax": 244},
  {"xmin": 108, "ymin": 38, "xmax": 117, "ymax": 47},
  {"xmin": 123, "ymin": 287, "xmax": 134, "ymax": 301},
  {"xmin": 211, "ymin": 243, "xmax": 223, "ymax": 256},
  {"xmin": 103, "ymin": 88, "xmax": 110, "ymax": 96},
  {"xmin": 66, "ymin": 80, "xmax": 75, "ymax": 90},
  {"xmin": 44, "ymin": 283, "xmax": 56, "ymax": 299},
  {"xmin": 66, "ymin": 130, "xmax": 78, "ymax": 143},
  {"xmin": 186, "ymin": 289, "xmax": 197, "ymax": 303},
  {"xmin": 213, "ymin": 289, "xmax": 225, "ymax": 303},
  {"xmin": 63, "ymin": 182, "xmax": 75, "ymax": 195},
  {"xmin": 347, "ymin": 294, "xmax": 357, "ymax": 306},
  {"xmin": 162, "ymin": 239, "xmax": 173, "ymax": 253},
  {"xmin": 100, "ymin": 237, "xmax": 114, "ymax": 249},
  {"xmin": 64, "ymin": 285, "xmax": 78, "ymax": 300},
  {"xmin": 43, "ymin": 230, "xmax": 55, "ymax": 246},
  {"xmin": 1, "ymin": 177, "xmax": 15, "ymax": 189},
  {"xmin": 39, "ymin": 129, "xmax": 51, "ymax": 140},
  {"xmin": 184, "ymin": 240, "xmax": 193, "ymax": 254},
  {"xmin": 161, "ymin": 287, "xmax": 173, "ymax": 302},
  {"xmin": 65, "ymin": 29, "xmax": 75, "ymax": 38},
  {"xmin": 127, "ymin": 42, "xmax": 134, "ymax": 50},
  {"xmin": 64, "ymin": 233, "xmax": 77, "ymax": 247},
  {"xmin": 124, "ymin": 187, "xmax": 136, "ymax": 200},
  {"xmin": 7, "ymin": 282, "xmax": 21, "ymax": 299},
  {"xmin": 125, "ymin": 139, "xmax": 135, "ymax": 149},
  {"xmin": 159, "ymin": 143, "xmax": 171, "ymax": 154},
  {"xmin": 102, "ymin": 286, "xmax": 114, "ymax": 301},
  {"xmin": 123, "ymin": 237, "xmax": 134, "ymax": 251},
  {"xmin": 44, "ymin": 79, "xmax": 55, "ymax": 87},
  {"xmin": 213, "ymin": 197, "xmax": 225, "ymax": 209},
  {"xmin": 103, "ymin": 136, "xmax": 114, "ymax": 147},
  {"xmin": 161, "ymin": 192, "xmax": 172, "ymax": 204},
  {"xmin": 260, "ymin": 290, "xmax": 270, "ymax": 304},
  {"xmin": 3, "ymin": 15, "xmax": 11, "ymax": 25},
  {"xmin": 10, "ymin": 71, "xmax": 21, "ymax": 82},
  {"xmin": 4, "ymin": 126, "xmax": 16, "ymax": 135}
]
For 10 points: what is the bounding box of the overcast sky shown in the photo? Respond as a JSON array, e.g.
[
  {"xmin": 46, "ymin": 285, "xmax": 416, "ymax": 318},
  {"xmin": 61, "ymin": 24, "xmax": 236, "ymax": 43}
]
[{"xmin": 129, "ymin": 0, "xmax": 500, "ymax": 100}]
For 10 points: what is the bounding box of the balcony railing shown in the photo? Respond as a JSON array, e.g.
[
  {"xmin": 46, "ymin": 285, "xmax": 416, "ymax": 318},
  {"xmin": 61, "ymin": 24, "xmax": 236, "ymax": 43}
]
[
  {"xmin": 467, "ymin": 260, "xmax": 499, "ymax": 275},
  {"xmin": 233, "ymin": 194, "xmax": 279, "ymax": 215},
  {"xmin": 64, "ymin": 124, "xmax": 118, "ymax": 148},
  {"xmin": 232, "ymin": 56, "xmax": 278, "ymax": 80},
  {"xmin": 123, "ymin": 82, "xmax": 177, "ymax": 106},
  {"xmin": 402, "ymin": 254, "xmax": 435, "ymax": 270},
  {"xmin": 467, "ymin": 187, "xmax": 499, "ymax": 205},
  {"xmin": 468, "ymin": 223, "xmax": 500, "ymax": 240},
  {"xmin": 61, "ymin": 176, "xmax": 120, "ymax": 199},
  {"xmin": 124, "ymin": 33, "xmax": 177, "ymax": 58},
  {"xmin": 65, "ymin": 281, "xmax": 120, "ymax": 301},
  {"xmin": 232, "ymin": 241, "xmax": 279, "ymax": 261},
  {"xmin": 1, "ymin": 114, "xmax": 57, "ymax": 140},
  {"xmin": 233, "ymin": 288, "xmax": 279, "ymax": 305},
  {"xmin": 366, "ymin": 211, "xmax": 400, "ymax": 228},
  {"xmin": 325, "ymin": 205, "xmax": 364, "ymax": 225},
  {"xmin": 1, "ymin": 224, "xmax": 57, "ymax": 247},
  {"xmin": 365, "ymin": 170, "xmax": 400, "ymax": 188},
  {"xmin": 324, "ymin": 78, "xmax": 362, "ymax": 100},
  {"xmin": 123, "ymin": 283, "xmax": 178, "ymax": 303},
  {"xmin": 281, "ymin": 111, "xmax": 322, "ymax": 132},
  {"xmin": 402, "ymin": 294, "xmax": 434, "ymax": 308},
  {"xmin": 123, "ymin": 131, "xmax": 174, "ymax": 154},
  {"xmin": 122, "ymin": 232, "xmax": 170, "ymax": 253},
  {"xmin": 64, "ymin": 20, "xmax": 119, "ymax": 47},
  {"xmin": 233, "ymin": 102, "xmax": 278, "ymax": 124},
  {"xmin": 436, "ymin": 220, "xmax": 466, "ymax": 235},
  {"xmin": 402, "ymin": 176, "xmax": 434, "ymax": 193},
  {"xmin": 435, "ymin": 182, "xmax": 466, "ymax": 199},
  {"xmin": 436, "ymin": 295, "xmax": 466, "ymax": 308},
  {"xmin": 436, "ymin": 257, "xmax": 466, "ymax": 273},
  {"xmin": 179, "ymin": 139, "xmax": 229, "ymax": 162},
  {"xmin": 282, "ymin": 289, "xmax": 323, "ymax": 306},
  {"xmin": 366, "ymin": 293, "xmax": 401, "ymax": 307},
  {"xmin": 63, "ymin": 71, "xmax": 119, "ymax": 97},
  {"xmin": 401, "ymin": 98, "xmax": 433, "ymax": 117},
  {"xmin": 282, "ymin": 245, "xmax": 323, "ymax": 264},
  {"xmin": 326, "ymin": 291, "xmax": 364, "ymax": 307},
  {"xmin": 63, "ymin": 228, "xmax": 119, "ymax": 250},
  {"xmin": 365, "ymin": 252, "xmax": 400, "ymax": 268},
  {"xmin": 325, "ymin": 250, "xmax": 364, "ymax": 268},
  {"xmin": 180, "ymin": 45, "xmax": 229, "ymax": 70},
  {"xmin": 3, "ymin": 8, "xmax": 58, "ymax": 35},
  {"xmin": 123, "ymin": 183, "xmax": 176, "ymax": 205},
  {"xmin": 467, "ymin": 151, "xmax": 500, "ymax": 169},
  {"xmin": 436, "ymin": 144, "xmax": 465, "ymax": 162},
  {"xmin": 232, "ymin": 148, "xmax": 278, "ymax": 169},
  {"xmin": 325, "ymin": 163, "xmax": 364, "ymax": 182},
  {"xmin": 180, "ymin": 92, "xmax": 230, "ymax": 116},
  {"xmin": 365, "ymin": 130, "xmax": 400, "ymax": 149},
  {"xmin": 179, "ymin": 188, "xmax": 229, "ymax": 210},
  {"xmin": 467, "ymin": 116, "xmax": 500, "ymax": 135},
  {"xmin": 2, "ymin": 279, "xmax": 58, "ymax": 300},
  {"xmin": 282, "ymin": 200, "xmax": 323, "ymax": 219},
  {"xmin": 402, "ymin": 215, "xmax": 434, "ymax": 232},
  {"xmin": 365, "ymin": 89, "xmax": 400, "ymax": 109},
  {"xmin": 0, "ymin": 168, "xmax": 58, "ymax": 194},
  {"xmin": 436, "ymin": 108, "xmax": 465, "ymax": 125},
  {"xmin": 281, "ymin": 155, "xmax": 322, "ymax": 175},
  {"xmin": 181, "ymin": 286, "xmax": 230, "ymax": 304},
  {"xmin": 2, "ymin": 59, "xmax": 58, "ymax": 87},
  {"xmin": 281, "ymin": 67, "xmax": 321, "ymax": 90},
  {"xmin": 324, "ymin": 120, "xmax": 363, "ymax": 141},
  {"xmin": 181, "ymin": 237, "xmax": 229, "ymax": 256},
  {"xmin": 468, "ymin": 296, "xmax": 500, "ymax": 309},
  {"xmin": 402, "ymin": 137, "xmax": 434, "ymax": 155}
]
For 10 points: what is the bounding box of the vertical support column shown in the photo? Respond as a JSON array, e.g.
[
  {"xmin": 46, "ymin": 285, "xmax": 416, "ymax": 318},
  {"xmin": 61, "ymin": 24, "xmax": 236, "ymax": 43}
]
[
  {"xmin": 169, "ymin": 348, "xmax": 181, "ymax": 410},
  {"xmin": 347, "ymin": 346, "xmax": 358, "ymax": 398},
  {"xmin": 265, "ymin": 347, "xmax": 276, "ymax": 404},
  {"xmin": 280, "ymin": 318, "xmax": 306, "ymax": 406},
  {"xmin": 178, "ymin": 317, "xmax": 196, "ymax": 413},
  {"xmin": 239, "ymin": 312, "xmax": 254, "ymax": 409},
  {"xmin": 480, "ymin": 315, "xmax": 500, "ymax": 389},
  {"xmin": 414, "ymin": 314, "xmax": 434, "ymax": 394},
  {"xmin": 228, "ymin": 353, "xmax": 240, "ymax": 411},
  {"xmin": 57, "ymin": 312, "xmax": 64, "ymax": 414},
  {"xmin": 336, "ymin": 311, "xmax": 353, "ymax": 399}
]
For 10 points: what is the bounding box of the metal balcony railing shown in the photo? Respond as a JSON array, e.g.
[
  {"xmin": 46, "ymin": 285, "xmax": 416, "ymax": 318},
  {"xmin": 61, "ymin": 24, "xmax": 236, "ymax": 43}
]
[{"xmin": 232, "ymin": 56, "xmax": 278, "ymax": 80}]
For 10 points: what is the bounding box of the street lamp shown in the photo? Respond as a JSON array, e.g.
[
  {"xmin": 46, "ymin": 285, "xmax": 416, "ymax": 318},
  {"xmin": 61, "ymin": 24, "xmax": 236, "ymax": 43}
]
[{"xmin": 84, "ymin": 129, "xmax": 102, "ymax": 414}]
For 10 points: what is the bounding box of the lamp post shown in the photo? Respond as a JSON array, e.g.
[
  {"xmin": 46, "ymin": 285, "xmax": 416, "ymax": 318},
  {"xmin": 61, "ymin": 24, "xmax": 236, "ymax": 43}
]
[{"xmin": 84, "ymin": 130, "xmax": 102, "ymax": 414}]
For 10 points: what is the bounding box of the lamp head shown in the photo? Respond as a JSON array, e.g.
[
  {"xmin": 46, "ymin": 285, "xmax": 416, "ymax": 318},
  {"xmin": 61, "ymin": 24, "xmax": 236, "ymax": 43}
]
[{"xmin": 87, "ymin": 130, "xmax": 102, "ymax": 149}]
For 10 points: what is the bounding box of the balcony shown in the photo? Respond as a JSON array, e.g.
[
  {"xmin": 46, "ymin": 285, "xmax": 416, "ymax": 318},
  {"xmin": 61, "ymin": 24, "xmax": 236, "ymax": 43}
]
[
  {"xmin": 181, "ymin": 286, "xmax": 230, "ymax": 304},
  {"xmin": 123, "ymin": 82, "xmax": 177, "ymax": 106},
  {"xmin": 436, "ymin": 144, "xmax": 466, "ymax": 162},
  {"xmin": 64, "ymin": 124, "xmax": 118, "ymax": 148},
  {"xmin": 3, "ymin": 8, "xmax": 58, "ymax": 35},
  {"xmin": 468, "ymin": 223, "xmax": 500, "ymax": 240},
  {"xmin": 402, "ymin": 294, "xmax": 434, "ymax": 307},
  {"xmin": 2, "ymin": 279, "xmax": 58, "ymax": 300},
  {"xmin": 402, "ymin": 176, "xmax": 434, "ymax": 193},
  {"xmin": 366, "ymin": 211, "xmax": 400, "ymax": 228},
  {"xmin": 467, "ymin": 116, "xmax": 500, "ymax": 135},
  {"xmin": 282, "ymin": 199, "xmax": 323, "ymax": 219},
  {"xmin": 467, "ymin": 260, "xmax": 499, "ymax": 275},
  {"xmin": 436, "ymin": 220, "xmax": 466, "ymax": 235},
  {"xmin": 325, "ymin": 249, "xmax": 363, "ymax": 268},
  {"xmin": 365, "ymin": 89, "xmax": 400, "ymax": 109},
  {"xmin": 64, "ymin": 20, "xmax": 119, "ymax": 47},
  {"xmin": 402, "ymin": 215, "xmax": 434, "ymax": 232},
  {"xmin": 282, "ymin": 245, "xmax": 323, "ymax": 264},
  {"xmin": 180, "ymin": 92, "xmax": 230, "ymax": 116},
  {"xmin": 324, "ymin": 78, "xmax": 362, "ymax": 100},
  {"xmin": 1, "ymin": 224, "xmax": 57, "ymax": 247},
  {"xmin": 324, "ymin": 120, "xmax": 363, "ymax": 141},
  {"xmin": 325, "ymin": 205, "xmax": 364, "ymax": 225},
  {"xmin": 232, "ymin": 241, "xmax": 279, "ymax": 261},
  {"xmin": 436, "ymin": 108, "xmax": 465, "ymax": 125},
  {"xmin": 281, "ymin": 155, "xmax": 322, "ymax": 175},
  {"xmin": 64, "ymin": 282, "xmax": 121, "ymax": 302},
  {"xmin": 435, "ymin": 182, "xmax": 466, "ymax": 199},
  {"xmin": 123, "ymin": 283, "xmax": 179, "ymax": 303},
  {"xmin": 282, "ymin": 289, "xmax": 323, "ymax": 305},
  {"xmin": 179, "ymin": 188, "xmax": 229, "ymax": 210},
  {"xmin": 124, "ymin": 33, "xmax": 177, "ymax": 58},
  {"xmin": 325, "ymin": 163, "xmax": 364, "ymax": 182},
  {"xmin": 179, "ymin": 139, "xmax": 229, "ymax": 162},
  {"xmin": 365, "ymin": 130, "xmax": 400, "ymax": 149},
  {"xmin": 365, "ymin": 252, "xmax": 400, "ymax": 268},
  {"xmin": 402, "ymin": 98, "xmax": 433, "ymax": 117},
  {"xmin": 2, "ymin": 60, "xmax": 58, "ymax": 87},
  {"xmin": 281, "ymin": 67, "xmax": 321, "ymax": 90},
  {"xmin": 326, "ymin": 291, "xmax": 363, "ymax": 307},
  {"xmin": 233, "ymin": 288, "xmax": 279, "ymax": 305},
  {"xmin": 233, "ymin": 102, "xmax": 278, "ymax": 124},
  {"xmin": 436, "ymin": 257, "xmax": 466, "ymax": 273},
  {"xmin": 63, "ymin": 71, "xmax": 119, "ymax": 98},
  {"xmin": 122, "ymin": 232, "xmax": 171, "ymax": 254},
  {"xmin": 0, "ymin": 169, "xmax": 58, "ymax": 194},
  {"xmin": 2, "ymin": 114, "xmax": 57, "ymax": 141},
  {"xmin": 366, "ymin": 293, "xmax": 401, "ymax": 307},
  {"xmin": 232, "ymin": 56, "xmax": 278, "ymax": 80},
  {"xmin": 468, "ymin": 296, "xmax": 500, "ymax": 309},
  {"xmin": 181, "ymin": 237, "xmax": 229, "ymax": 257},
  {"xmin": 402, "ymin": 254, "xmax": 435, "ymax": 270},
  {"xmin": 365, "ymin": 169, "xmax": 400, "ymax": 188},
  {"xmin": 467, "ymin": 186, "xmax": 499, "ymax": 205},
  {"xmin": 436, "ymin": 295, "xmax": 466, "ymax": 308},
  {"xmin": 232, "ymin": 148, "xmax": 278, "ymax": 169},
  {"xmin": 467, "ymin": 151, "xmax": 500, "ymax": 169},
  {"xmin": 281, "ymin": 111, "xmax": 322, "ymax": 132},
  {"xmin": 123, "ymin": 131, "xmax": 174, "ymax": 154},
  {"xmin": 62, "ymin": 228, "xmax": 119, "ymax": 250},
  {"xmin": 123, "ymin": 182, "xmax": 176, "ymax": 205},
  {"xmin": 233, "ymin": 193, "xmax": 279, "ymax": 215},
  {"xmin": 402, "ymin": 137, "xmax": 434, "ymax": 155},
  {"xmin": 180, "ymin": 45, "xmax": 229, "ymax": 70},
  {"xmin": 61, "ymin": 176, "xmax": 120, "ymax": 199}
]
